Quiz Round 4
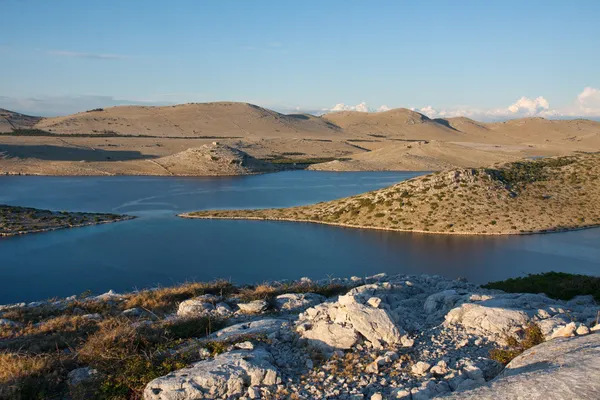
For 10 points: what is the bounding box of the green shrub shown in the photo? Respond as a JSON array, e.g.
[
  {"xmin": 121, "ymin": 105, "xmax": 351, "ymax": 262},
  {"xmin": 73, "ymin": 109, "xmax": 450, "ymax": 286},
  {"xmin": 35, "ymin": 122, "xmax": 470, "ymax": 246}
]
[
  {"xmin": 489, "ymin": 323, "xmax": 544, "ymax": 365},
  {"xmin": 483, "ymin": 272, "xmax": 600, "ymax": 301}
]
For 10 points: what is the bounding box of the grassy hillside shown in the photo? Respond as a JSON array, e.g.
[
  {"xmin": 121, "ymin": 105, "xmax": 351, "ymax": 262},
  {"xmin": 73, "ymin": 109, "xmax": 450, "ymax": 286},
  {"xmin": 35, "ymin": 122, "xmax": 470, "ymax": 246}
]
[{"xmin": 183, "ymin": 153, "xmax": 600, "ymax": 235}]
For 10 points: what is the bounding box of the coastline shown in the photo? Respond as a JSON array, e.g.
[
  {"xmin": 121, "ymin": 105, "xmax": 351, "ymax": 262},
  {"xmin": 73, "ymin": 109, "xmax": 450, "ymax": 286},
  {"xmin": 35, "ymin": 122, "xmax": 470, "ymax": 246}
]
[
  {"xmin": 179, "ymin": 213, "xmax": 600, "ymax": 236},
  {"xmin": 0, "ymin": 215, "xmax": 136, "ymax": 238}
]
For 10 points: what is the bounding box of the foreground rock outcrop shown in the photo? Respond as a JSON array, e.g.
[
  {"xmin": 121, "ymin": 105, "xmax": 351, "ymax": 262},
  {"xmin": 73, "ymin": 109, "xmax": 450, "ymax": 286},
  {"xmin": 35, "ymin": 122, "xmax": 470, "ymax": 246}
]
[
  {"xmin": 2, "ymin": 273, "xmax": 598, "ymax": 399},
  {"xmin": 136, "ymin": 274, "xmax": 600, "ymax": 399},
  {"xmin": 442, "ymin": 333, "xmax": 600, "ymax": 399},
  {"xmin": 144, "ymin": 348, "xmax": 280, "ymax": 400}
]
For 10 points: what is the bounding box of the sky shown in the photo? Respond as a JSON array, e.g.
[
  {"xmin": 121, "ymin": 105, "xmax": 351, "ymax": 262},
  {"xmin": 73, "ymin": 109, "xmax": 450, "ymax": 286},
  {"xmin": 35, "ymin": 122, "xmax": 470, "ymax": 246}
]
[{"xmin": 1, "ymin": 0, "xmax": 599, "ymax": 120}]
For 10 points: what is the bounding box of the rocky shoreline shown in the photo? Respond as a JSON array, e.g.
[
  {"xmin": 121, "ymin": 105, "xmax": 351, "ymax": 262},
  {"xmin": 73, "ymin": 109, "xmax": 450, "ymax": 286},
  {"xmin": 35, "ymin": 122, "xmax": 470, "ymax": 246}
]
[
  {"xmin": 178, "ymin": 214, "xmax": 600, "ymax": 236},
  {"xmin": 182, "ymin": 154, "xmax": 600, "ymax": 236},
  {"xmin": 0, "ymin": 205, "xmax": 135, "ymax": 237},
  {"xmin": 1, "ymin": 273, "xmax": 599, "ymax": 399}
]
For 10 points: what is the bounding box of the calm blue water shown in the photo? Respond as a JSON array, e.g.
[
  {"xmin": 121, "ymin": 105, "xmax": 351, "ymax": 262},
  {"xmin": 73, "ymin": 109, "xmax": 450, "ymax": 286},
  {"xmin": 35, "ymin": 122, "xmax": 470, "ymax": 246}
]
[{"xmin": 1, "ymin": 171, "xmax": 599, "ymax": 304}]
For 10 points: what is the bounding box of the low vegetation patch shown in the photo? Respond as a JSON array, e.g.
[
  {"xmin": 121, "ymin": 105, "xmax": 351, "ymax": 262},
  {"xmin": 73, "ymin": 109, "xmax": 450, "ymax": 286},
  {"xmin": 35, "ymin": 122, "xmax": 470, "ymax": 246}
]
[
  {"xmin": 0, "ymin": 205, "xmax": 132, "ymax": 237},
  {"xmin": 489, "ymin": 323, "xmax": 544, "ymax": 365},
  {"xmin": 238, "ymin": 281, "xmax": 350, "ymax": 302},
  {"xmin": 0, "ymin": 277, "xmax": 351, "ymax": 399},
  {"xmin": 483, "ymin": 272, "xmax": 600, "ymax": 302},
  {"xmin": 184, "ymin": 153, "xmax": 600, "ymax": 235}
]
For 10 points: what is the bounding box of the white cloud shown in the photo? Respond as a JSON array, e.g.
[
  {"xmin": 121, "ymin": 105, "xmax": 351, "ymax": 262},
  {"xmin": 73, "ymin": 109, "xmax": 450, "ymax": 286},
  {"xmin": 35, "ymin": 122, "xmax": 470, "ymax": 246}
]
[
  {"xmin": 576, "ymin": 87, "xmax": 600, "ymax": 114},
  {"xmin": 330, "ymin": 102, "xmax": 371, "ymax": 112},
  {"xmin": 413, "ymin": 88, "xmax": 600, "ymax": 121},
  {"xmin": 377, "ymin": 105, "xmax": 390, "ymax": 112},
  {"xmin": 507, "ymin": 96, "xmax": 549, "ymax": 115}
]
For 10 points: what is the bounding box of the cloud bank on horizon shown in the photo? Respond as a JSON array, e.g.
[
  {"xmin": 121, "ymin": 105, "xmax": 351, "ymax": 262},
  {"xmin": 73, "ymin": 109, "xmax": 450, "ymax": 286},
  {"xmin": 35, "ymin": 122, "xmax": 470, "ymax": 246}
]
[{"xmin": 323, "ymin": 87, "xmax": 600, "ymax": 121}]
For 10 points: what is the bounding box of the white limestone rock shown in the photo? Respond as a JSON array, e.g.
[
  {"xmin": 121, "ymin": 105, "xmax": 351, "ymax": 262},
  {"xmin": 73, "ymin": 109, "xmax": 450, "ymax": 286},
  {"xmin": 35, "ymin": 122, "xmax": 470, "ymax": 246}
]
[
  {"xmin": 442, "ymin": 333, "xmax": 600, "ymax": 400},
  {"xmin": 550, "ymin": 322, "xmax": 577, "ymax": 338},
  {"xmin": 210, "ymin": 319, "xmax": 287, "ymax": 342},
  {"xmin": 275, "ymin": 293, "xmax": 325, "ymax": 312},
  {"xmin": 298, "ymin": 320, "xmax": 360, "ymax": 351},
  {"xmin": 237, "ymin": 300, "xmax": 269, "ymax": 314},
  {"xmin": 411, "ymin": 361, "xmax": 432, "ymax": 376},
  {"xmin": 177, "ymin": 299, "xmax": 215, "ymax": 317},
  {"xmin": 143, "ymin": 348, "xmax": 279, "ymax": 399},
  {"xmin": 445, "ymin": 302, "xmax": 530, "ymax": 338}
]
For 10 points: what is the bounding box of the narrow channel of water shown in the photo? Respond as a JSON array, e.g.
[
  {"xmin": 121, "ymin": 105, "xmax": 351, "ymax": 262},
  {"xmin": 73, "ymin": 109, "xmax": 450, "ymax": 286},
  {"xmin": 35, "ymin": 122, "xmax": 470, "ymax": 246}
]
[{"xmin": 1, "ymin": 171, "xmax": 599, "ymax": 304}]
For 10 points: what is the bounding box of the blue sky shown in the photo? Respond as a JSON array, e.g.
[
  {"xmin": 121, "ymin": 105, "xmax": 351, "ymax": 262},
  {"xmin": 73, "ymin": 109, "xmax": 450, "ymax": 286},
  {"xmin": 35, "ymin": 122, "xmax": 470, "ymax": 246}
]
[{"xmin": 1, "ymin": 0, "xmax": 599, "ymax": 119}]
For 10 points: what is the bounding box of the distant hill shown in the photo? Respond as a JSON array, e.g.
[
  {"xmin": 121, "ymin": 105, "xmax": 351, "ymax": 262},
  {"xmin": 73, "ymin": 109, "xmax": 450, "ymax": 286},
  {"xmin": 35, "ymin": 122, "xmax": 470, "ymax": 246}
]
[
  {"xmin": 322, "ymin": 108, "xmax": 462, "ymax": 141},
  {"xmin": 309, "ymin": 140, "xmax": 523, "ymax": 171},
  {"xmin": 2, "ymin": 102, "xmax": 600, "ymax": 176},
  {"xmin": 0, "ymin": 109, "xmax": 42, "ymax": 133},
  {"xmin": 32, "ymin": 102, "xmax": 342, "ymax": 138},
  {"xmin": 183, "ymin": 153, "xmax": 600, "ymax": 235},
  {"xmin": 150, "ymin": 143, "xmax": 275, "ymax": 175}
]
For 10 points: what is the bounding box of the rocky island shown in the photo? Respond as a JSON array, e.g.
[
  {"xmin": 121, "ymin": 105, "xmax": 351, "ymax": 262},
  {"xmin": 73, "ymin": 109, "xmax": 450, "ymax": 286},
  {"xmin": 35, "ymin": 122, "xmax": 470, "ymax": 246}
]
[
  {"xmin": 0, "ymin": 273, "xmax": 598, "ymax": 399},
  {"xmin": 0, "ymin": 205, "xmax": 134, "ymax": 236},
  {"xmin": 182, "ymin": 153, "xmax": 600, "ymax": 235}
]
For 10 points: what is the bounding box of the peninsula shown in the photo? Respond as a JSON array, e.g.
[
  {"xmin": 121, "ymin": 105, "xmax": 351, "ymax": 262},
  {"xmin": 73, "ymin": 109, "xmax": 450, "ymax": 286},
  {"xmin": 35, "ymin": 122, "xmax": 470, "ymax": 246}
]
[
  {"xmin": 0, "ymin": 205, "xmax": 134, "ymax": 237},
  {"xmin": 182, "ymin": 153, "xmax": 600, "ymax": 235}
]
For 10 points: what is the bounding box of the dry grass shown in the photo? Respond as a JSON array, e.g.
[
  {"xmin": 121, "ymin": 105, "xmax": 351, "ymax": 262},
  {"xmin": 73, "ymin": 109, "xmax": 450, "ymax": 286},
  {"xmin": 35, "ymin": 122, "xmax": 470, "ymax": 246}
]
[
  {"xmin": 238, "ymin": 281, "xmax": 351, "ymax": 302},
  {"xmin": 0, "ymin": 352, "xmax": 73, "ymax": 400},
  {"xmin": 123, "ymin": 280, "xmax": 235, "ymax": 315},
  {"xmin": 0, "ymin": 315, "xmax": 98, "ymax": 353}
]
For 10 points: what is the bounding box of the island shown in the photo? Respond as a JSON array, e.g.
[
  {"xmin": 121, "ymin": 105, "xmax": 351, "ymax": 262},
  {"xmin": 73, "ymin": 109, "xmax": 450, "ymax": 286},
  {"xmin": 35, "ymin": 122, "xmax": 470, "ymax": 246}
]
[
  {"xmin": 0, "ymin": 205, "xmax": 134, "ymax": 237},
  {"xmin": 181, "ymin": 153, "xmax": 600, "ymax": 235}
]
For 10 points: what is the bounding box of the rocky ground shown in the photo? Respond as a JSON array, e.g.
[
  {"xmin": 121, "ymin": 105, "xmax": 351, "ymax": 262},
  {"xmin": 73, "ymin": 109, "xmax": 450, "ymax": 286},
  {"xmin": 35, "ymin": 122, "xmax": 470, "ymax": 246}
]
[
  {"xmin": 1, "ymin": 273, "xmax": 598, "ymax": 399},
  {"xmin": 184, "ymin": 153, "xmax": 600, "ymax": 235},
  {"xmin": 0, "ymin": 205, "xmax": 133, "ymax": 236}
]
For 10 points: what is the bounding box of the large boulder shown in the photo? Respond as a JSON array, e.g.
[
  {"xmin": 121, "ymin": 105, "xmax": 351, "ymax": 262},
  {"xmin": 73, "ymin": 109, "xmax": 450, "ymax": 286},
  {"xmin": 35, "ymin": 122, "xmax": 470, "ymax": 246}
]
[
  {"xmin": 143, "ymin": 348, "xmax": 279, "ymax": 400},
  {"xmin": 297, "ymin": 284, "xmax": 406, "ymax": 350},
  {"xmin": 445, "ymin": 303, "xmax": 530, "ymax": 337},
  {"xmin": 177, "ymin": 299, "xmax": 215, "ymax": 317},
  {"xmin": 442, "ymin": 333, "xmax": 600, "ymax": 399}
]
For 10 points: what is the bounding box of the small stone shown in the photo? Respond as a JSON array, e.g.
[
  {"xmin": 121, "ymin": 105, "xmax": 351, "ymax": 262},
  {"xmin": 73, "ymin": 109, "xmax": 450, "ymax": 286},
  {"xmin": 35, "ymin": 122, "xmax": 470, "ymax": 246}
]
[
  {"xmin": 411, "ymin": 361, "xmax": 432, "ymax": 376},
  {"xmin": 371, "ymin": 393, "xmax": 383, "ymax": 400},
  {"xmin": 591, "ymin": 324, "xmax": 600, "ymax": 332},
  {"xmin": 576, "ymin": 325, "xmax": 590, "ymax": 335},
  {"xmin": 234, "ymin": 341, "xmax": 254, "ymax": 350},
  {"xmin": 237, "ymin": 300, "xmax": 269, "ymax": 314},
  {"xmin": 401, "ymin": 335, "xmax": 415, "ymax": 348},
  {"xmin": 430, "ymin": 360, "xmax": 449, "ymax": 375},
  {"xmin": 551, "ymin": 322, "xmax": 577, "ymax": 338},
  {"xmin": 247, "ymin": 386, "xmax": 260, "ymax": 399},
  {"xmin": 365, "ymin": 361, "xmax": 379, "ymax": 373},
  {"xmin": 367, "ymin": 297, "xmax": 382, "ymax": 308}
]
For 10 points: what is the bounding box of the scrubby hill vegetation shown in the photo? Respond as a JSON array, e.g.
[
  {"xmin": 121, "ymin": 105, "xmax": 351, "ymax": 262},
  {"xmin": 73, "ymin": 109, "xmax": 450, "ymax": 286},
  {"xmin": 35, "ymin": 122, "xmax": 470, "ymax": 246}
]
[
  {"xmin": 0, "ymin": 205, "xmax": 133, "ymax": 236},
  {"xmin": 183, "ymin": 153, "xmax": 600, "ymax": 235}
]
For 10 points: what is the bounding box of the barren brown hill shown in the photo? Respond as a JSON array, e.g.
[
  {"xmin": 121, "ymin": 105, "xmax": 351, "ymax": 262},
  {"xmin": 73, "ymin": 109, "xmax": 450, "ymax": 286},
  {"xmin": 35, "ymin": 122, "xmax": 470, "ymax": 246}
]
[
  {"xmin": 148, "ymin": 143, "xmax": 275, "ymax": 176},
  {"xmin": 0, "ymin": 142, "xmax": 274, "ymax": 176},
  {"xmin": 0, "ymin": 109, "xmax": 42, "ymax": 133},
  {"xmin": 183, "ymin": 153, "xmax": 600, "ymax": 235},
  {"xmin": 322, "ymin": 108, "xmax": 463, "ymax": 141},
  {"xmin": 2, "ymin": 103, "xmax": 600, "ymax": 176},
  {"xmin": 33, "ymin": 102, "xmax": 342, "ymax": 138},
  {"xmin": 309, "ymin": 140, "xmax": 524, "ymax": 171}
]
